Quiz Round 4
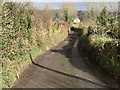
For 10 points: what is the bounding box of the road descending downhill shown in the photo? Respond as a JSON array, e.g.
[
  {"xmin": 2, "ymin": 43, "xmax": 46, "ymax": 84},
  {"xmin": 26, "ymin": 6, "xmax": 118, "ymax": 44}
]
[{"xmin": 14, "ymin": 33, "xmax": 119, "ymax": 88}]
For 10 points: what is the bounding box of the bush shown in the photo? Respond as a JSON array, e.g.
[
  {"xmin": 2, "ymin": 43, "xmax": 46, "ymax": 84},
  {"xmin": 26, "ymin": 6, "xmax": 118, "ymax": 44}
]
[
  {"xmin": 97, "ymin": 40, "xmax": 120, "ymax": 77},
  {"xmin": 79, "ymin": 27, "xmax": 120, "ymax": 78},
  {"xmin": 2, "ymin": 2, "xmax": 32, "ymax": 61},
  {"xmin": 2, "ymin": 2, "xmax": 33, "ymax": 88},
  {"xmin": 87, "ymin": 26, "xmax": 106, "ymax": 36},
  {"xmin": 1, "ymin": 2, "xmax": 68, "ymax": 88}
]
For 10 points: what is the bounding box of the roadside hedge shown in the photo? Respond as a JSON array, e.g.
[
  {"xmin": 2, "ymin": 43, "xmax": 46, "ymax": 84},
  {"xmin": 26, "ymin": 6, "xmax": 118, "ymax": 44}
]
[
  {"xmin": 1, "ymin": 2, "xmax": 68, "ymax": 88},
  {"xmin": 79, "ymin": 27, "xmax": 120, "ymax": 78}
]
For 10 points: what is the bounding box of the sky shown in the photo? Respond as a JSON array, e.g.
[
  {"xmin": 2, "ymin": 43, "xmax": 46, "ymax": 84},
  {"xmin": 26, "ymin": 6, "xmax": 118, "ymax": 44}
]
[
  {"xmin": 34, "ymin": 2, "xmax": 87, "ymax": 11},
  {"xmin": 5, "ymin": 0, "xmax": 119, "ymax": 11},
  {"xmin": 7, "ymin": 0, "xmax": 120, "ymax": 2},
  {"xmin": 33, "ymin": 2, "xmax": 118, "ymax": 11}
]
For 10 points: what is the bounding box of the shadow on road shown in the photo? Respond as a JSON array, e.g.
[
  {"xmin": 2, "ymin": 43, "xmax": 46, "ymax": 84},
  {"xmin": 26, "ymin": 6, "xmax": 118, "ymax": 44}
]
[
  {"xmin": 49, "ymin": 32, "xmax": 117, "ymax": 88},
  {"xmin": 31, "ymin": 60, "xmax": 106, "ymax": 87},
  {"xmin": 30, "ymin": 33, "xmax": 107, "ymax": 88},
  {"xmin": 50, "ymin": 33, "xmax": 95, "ymax": 74}
]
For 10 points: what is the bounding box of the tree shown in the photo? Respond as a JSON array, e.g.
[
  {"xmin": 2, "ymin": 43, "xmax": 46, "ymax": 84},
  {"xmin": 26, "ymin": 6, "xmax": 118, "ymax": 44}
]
[
  {"xmin": 58, "ymin": 3, "xmax": 78, "ymax": 35},
  {"xmin": 59, "ymin": 3, "xmax": 78, "ymax": 23},
  {"xmin": 96, "ymin": 7, "xmax": 107, "ymax": 26}
]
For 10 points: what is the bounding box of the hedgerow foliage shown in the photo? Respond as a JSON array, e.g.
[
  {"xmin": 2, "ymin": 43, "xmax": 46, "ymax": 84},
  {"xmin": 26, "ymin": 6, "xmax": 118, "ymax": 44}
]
[
  {"xmin": 2, "ymin": 2, "xmax": 33, "ymax": 87},
  {"xmin": 2, "ymin": 2, "xmax": 32, "ymax": 61},
  {"xmin": 2, "ymin": 2, "xmax": 68, "ymax": 88},
  {"xmin": 96, "ymin": 7, "xmax": 119, "ymax": 38},
  {"xmin": 79, "ymin": 7, "xmax": 120, "ymax": 78}
]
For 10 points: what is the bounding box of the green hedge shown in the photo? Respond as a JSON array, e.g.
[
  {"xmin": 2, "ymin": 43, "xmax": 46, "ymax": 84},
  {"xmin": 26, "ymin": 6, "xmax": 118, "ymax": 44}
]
[
  {"xmin": 1, "ymin": 2, "xmax": 68, "ymax": 88},
  {"xmin": 79, "ymin": 27, "xmax": 120, "ymax": 78}
]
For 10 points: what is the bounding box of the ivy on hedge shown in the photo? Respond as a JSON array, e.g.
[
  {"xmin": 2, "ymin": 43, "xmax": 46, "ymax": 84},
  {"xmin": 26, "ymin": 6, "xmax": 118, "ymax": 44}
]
[{"xmin": 2, "ymin": 2, "xmax": 32, "ymax": 61}]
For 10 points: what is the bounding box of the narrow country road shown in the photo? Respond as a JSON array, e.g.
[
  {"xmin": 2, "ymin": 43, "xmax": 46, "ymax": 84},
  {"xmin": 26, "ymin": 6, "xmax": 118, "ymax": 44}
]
[{"xmin": 14, "ymin": 33, "xmax": 118, "ymax": 88}]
